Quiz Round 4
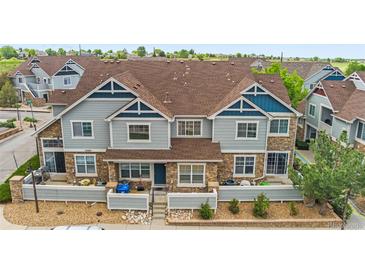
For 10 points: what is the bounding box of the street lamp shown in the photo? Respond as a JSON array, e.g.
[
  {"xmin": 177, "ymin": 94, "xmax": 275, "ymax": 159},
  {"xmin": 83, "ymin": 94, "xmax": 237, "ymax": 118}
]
[{"xmin": 27, "ymin": 166, "xmax": 39, "ymax": 213}]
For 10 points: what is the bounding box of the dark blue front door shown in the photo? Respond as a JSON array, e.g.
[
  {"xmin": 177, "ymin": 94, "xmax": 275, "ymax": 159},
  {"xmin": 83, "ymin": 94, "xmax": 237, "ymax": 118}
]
[{"xmin": 154, "ymin": 164, "xmax": 166, "ymax": 186}]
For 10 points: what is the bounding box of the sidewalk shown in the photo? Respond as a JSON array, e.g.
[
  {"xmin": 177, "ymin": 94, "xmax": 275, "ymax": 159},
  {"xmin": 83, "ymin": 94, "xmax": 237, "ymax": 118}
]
[{"xmin": 0, "ymin": 106, "xmax": 51, "ymax": 113}]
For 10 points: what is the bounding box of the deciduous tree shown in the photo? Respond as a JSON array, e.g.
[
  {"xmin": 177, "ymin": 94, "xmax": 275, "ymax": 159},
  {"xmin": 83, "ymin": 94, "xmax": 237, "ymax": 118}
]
[
  {"xmin": 0, "ymin": 46, "xmax": 18, "ymax": 59},
  {"xmin": 0, "ymin": 81, "xmax": 18, "ymax": 107}
]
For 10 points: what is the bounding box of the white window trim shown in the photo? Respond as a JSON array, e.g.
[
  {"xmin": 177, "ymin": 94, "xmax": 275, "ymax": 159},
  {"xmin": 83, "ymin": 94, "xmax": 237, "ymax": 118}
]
[
  {"xmin": 309, "ymin": 103, "xmax": 316, "ymax": 118},
  {"xmin": 235, "ymin": 121, "xmax": 259, "ymax": 140},
  {"xmin": 63, "ymin": 76, "xmax": 71, "ymax": 86},
  {"xmin": 74, "ymin": 154, "xmax": 97, "ymax": 177},
  {"xmin": 176, "ymin": 119, "xmax": 203, "ymax": 137},
  {"xmin": 268, "ymin": 118, "xmax": 290, "ymax": 137},
  {"xmin": 233, "ymin": 155, "xmax": 256, "ymax": 177},
  {"xmin": 119, "ymin": 163, "xmax": 152, "ymax": 180},
  {"xmin": 265, "ymin": 151, "xmax": 290, "ymax": 176},
  {"xmin": 127, "ymin": 122, "xmax": 151, "ymax": 143},
  {"xmin": 177, "ymin": 163, "xmax": 206, "ymax": 187},
  {"xmin": 70, "ymin": 120, "xmax": 94, "ymax": 139}
]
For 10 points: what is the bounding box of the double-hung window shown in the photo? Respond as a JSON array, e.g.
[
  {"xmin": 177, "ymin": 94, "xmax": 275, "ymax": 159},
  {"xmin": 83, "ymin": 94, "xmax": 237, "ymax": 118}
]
[
  {"xmin": 71, "ymin": 121, "xmax": 93, "ymax": 138},
  {"xmin": 309, "ymin": 104, "xmax": 316, "ymax": 117},
  {"xmin": 357, "ymin": 121, "xmax": 365, "ymax": 141},
  {"xmin": 236, "ymin": 121, "xmax": 258, "ymax": 139},
  {"xmin": 178, "ymin": 164, "xmax": 205, "ymax": 186},
  {"xmin": 120, "ymin": 163, "xmax": 150, "ymax": 179},
  {"xmin": 75, "ymin": 155, "xmax": 96, "ymax": 176},
  {"xmin": 269, "ymin": 119, "xmax": 289, "ymax": 135},
  {"xmin": 177, "ymin": 120, "xmax": 202, "ymax": 136},
  {"xmin": 18, "ymin": 77, "xmax": 23, "ymax": 84},
  {"xmin": 128, "ymin": 123, "xmax": 150, "ymax": 142},
  {"xmin": 63, "ymin": 76, "xmax": 71, "ymax": 86},
  {"xmin": 234, "ymin": 156, "xmax": 255, "ymax": 176}
]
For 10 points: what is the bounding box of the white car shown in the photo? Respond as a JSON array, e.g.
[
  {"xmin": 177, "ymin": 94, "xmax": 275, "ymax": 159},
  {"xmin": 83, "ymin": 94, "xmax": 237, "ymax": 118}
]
[{"xmin": 51, "ymin": 225, "xmax": 105, "ymax": 230}]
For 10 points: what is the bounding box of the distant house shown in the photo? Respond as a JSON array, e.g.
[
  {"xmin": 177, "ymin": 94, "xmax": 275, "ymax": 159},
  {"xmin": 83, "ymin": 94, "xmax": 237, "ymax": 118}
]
[{"xmin": 297, "ymin": 71, "xmax": 365, "ymax": 153}]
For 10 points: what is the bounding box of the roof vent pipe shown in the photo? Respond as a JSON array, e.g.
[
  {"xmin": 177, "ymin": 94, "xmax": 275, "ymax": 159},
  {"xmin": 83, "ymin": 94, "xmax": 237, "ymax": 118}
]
[{"xmin": 163, "ymin": 92, "xmax": 172, "ymax": 104}]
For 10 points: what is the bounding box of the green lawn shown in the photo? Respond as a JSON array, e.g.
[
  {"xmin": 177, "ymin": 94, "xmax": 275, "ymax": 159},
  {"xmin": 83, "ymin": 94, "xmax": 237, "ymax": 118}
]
[
  {"xmin": 0, "ymin": 155, "xmax": 40, "ymax": 203},
  {"xmin": 331, "ymin": 62, "xmax": 349, "ymax": 74},
  {"xmin": 0, "ymin": 58, "xmax": 24, "ymax": 73}
]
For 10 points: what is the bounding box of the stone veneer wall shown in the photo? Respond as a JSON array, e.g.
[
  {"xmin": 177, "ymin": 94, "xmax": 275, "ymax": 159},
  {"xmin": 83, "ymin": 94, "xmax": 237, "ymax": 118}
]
[
  {"xmin": 354, "ymin": 141, "xmax": 365, "ymax": 154},
  {"xmin": 296, "ymin": 125, "xmax": 305, "ymax": 141},
  {"xmin": 24, "ymin": 92, "xmax": 46, "ymax": 107},
  {"xmin": 166, "ymin": 162, "xmax": 218, "ymax": 193},
  {"xmin": 64, "ymin": 152, "xmax": 109, "ymax": 184},
  {"xmin": 217, "ymin": 153, "xmax": 265, "ymax": 183},
  {"xmin": 36, "ymin": 120, "xmax": 62, "ymax": 166},
  {"xmin": 267, "ymin": 117, "xmax": 297, "ymax": 165}
]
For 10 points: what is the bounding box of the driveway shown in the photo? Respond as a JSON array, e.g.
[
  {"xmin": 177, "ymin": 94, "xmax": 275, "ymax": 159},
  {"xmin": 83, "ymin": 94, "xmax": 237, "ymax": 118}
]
[{"xmin": 0, "ymin": 110, "xmax": 51, "ymax": 183}]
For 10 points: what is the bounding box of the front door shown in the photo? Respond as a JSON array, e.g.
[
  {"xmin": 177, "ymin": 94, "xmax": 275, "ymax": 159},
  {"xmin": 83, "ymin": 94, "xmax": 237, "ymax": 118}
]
[
  {"xmin": 154, "ymin": 164, "xmax": 166, "ymax": 187},
  {"xmin": 266, "ymin": 152, "xmax": 289, "ymax": 175}
]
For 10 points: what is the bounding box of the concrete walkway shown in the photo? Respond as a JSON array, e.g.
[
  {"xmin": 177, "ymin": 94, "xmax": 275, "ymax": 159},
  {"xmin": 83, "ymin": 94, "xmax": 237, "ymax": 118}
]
[{"xmin": 295, "ymin": 149, "xmax": 314, "ymax": 164}]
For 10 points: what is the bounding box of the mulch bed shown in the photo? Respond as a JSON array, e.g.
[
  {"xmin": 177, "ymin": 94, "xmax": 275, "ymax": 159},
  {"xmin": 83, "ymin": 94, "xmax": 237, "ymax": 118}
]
[
  {"xmin": 192, "ymin": 202, "xmax": 335, "ymax": 220},
  {"xmin": 353, "ymin": 196, "xmax": 365, "ymax": 213},
  {"xmin": 3, "ymin": 201, "xmax": 131, "ymax": 227}
]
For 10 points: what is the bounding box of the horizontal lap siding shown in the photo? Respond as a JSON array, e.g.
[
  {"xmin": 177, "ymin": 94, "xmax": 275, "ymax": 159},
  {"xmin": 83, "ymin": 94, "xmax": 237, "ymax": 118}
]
[
  {"xmin": 306, "ymin": 94, "xmax": 332, "ymax": 128},
  {"xmin": 218, "ymin": 186, "xmax": 303, "ymax": 201},
  {"xmin": 107, "ymin": 193, "xmax": 149, "ymax": 210},
  {"xmin": 62, "ymin": 101, "xmax": 129, "ymax": 149},
  {"xmin": 112, "ymin": 119, "xmax": 169, "ymax": 149},
  {"xmin": 168, "ymin": 194, "xmax": 217, "ymax": 209},
  {"xmin": 22, "ymin": 185, "xmax": 106, "ymax": 202},
  {"xmin": 214, "ymin": 118, "xmax": 267, "ymax": 151},
  {"xmin": 331, "ymin": 118, "xmax": 350, "ymax": 140}
]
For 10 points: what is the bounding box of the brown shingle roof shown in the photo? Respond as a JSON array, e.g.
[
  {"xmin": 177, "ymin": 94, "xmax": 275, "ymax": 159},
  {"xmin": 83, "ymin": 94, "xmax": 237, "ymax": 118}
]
[
  {"xmin": 321, "ymin": 80, "xmax": 357, "ymax": 112},
  {"xmin": 335, "ymin": 90, "xmax": 365, "ymax": 121},
  {"xmin": 279, "ymin": 62, "xmax": 330, "ymax": 80},
  {"xmin": 104, "ymin": 138, "xmax": 222, "ymax": 161},
  {"xmin": 47, "ymin": 59, "xmax": 293, "ymax": 116}
]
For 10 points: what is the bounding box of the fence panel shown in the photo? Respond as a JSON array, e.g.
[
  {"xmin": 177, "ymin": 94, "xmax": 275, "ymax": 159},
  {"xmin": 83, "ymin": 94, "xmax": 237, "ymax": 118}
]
[
  {"xmin": 218, "ymin": 185, "xmax": 303, "ymax": 202},
  {"xmin": 22, "ymin": 184, "xmax": 107, "ymax": 202},
  {"xmin": 167, "ymin": 190, "xmax": 217, "ymax": 210},
  {"xmin": 107, "ymin": 190, "xmax": 149, "ymax": 211}
]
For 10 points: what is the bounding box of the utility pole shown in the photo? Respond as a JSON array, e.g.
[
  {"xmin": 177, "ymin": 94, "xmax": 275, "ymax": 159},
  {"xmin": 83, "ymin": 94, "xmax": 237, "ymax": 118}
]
[
  {"xmin": 280, "ymin": 51, "xmax": 283, "ymax": 63},
  {"xmin": 79, "ymin": 44, "xmax": 82, "ymax": 56}
]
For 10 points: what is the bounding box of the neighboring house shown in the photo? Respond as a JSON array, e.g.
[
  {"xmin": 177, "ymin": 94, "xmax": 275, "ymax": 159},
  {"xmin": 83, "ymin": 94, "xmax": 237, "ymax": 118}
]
[
  {"xmin": 32, "ymin": 58, "xmax": 301, "ymax": 193},
  {"xmin": 297, "ymin": 71, "xmax": 365, "ymax": 153},
  {"xmin": 8, "ymin": 56, "xmax": 97, "ymax": 106}
]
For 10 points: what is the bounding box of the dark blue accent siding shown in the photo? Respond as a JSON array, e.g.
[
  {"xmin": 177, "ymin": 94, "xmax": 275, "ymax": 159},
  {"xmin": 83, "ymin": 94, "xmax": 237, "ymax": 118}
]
[
  {"xmin": 99, "ymin": 82, "xmax": 112, "ymax": 90},
  {"xmin": 218, "ymin": 110, "xmax": 264, "ymax": 116},
  {"xmin": 323, "ymin": 75, "xmax": 345, "ymax": 81},
  {"xmin": 323, "ymin": 66, "xmax": 334, "ymax": 71},
  {"xmin": 228, "ymin": 101, "xmax": 254, "ymax": 109},
  {"xmin": 244, "ymin": 94, "xmax": 292, "ymax": 113},
  {"xmin": 55, "ymin": 70, "xmax": 79, "ymax": 76},
  {"xmin": 113, "ymin": 82, "xmax": 125, "ymax": 90},
  {"xmin": 140, "ymin": 102, "xmax": 152, "ymax": 111},
  {"xmin": 126, "ymin": 102, "xmax": 139, "ymax": 110},
  {"xmin": 246, "ymin": 87, "xmax": 255, "ymax": 92},
  {"xmin": 88, "ymin": 92, "xmax": 136, "ymax": 99},
  {"xmin": 116, "ymin": 112, "xmax": 162, "ymax": 118}
]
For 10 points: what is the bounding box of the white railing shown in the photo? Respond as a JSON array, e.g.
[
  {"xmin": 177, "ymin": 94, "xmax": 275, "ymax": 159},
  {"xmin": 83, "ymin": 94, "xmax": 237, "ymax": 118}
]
[
  {"xmin": 318, "ymin": 121, "xmax": 332, "ymax": 135},
  {"xmin": 106, "ymin": 189, "xmax": 149, "ymax": 212},
  {"xmin": 218, "ymin": 185, "xmax": 303, "ymax": 202},
  {"xmin": 167, "ymin": 189, "xmax": 217, "ymax": 212},
  {"xmin": 22, "ymin": 184, "xmax": 107, "ymax": 202}
]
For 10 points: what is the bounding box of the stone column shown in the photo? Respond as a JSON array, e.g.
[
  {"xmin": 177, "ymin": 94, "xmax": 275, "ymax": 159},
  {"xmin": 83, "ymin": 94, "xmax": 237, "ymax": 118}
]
[
  {"xmin": 9, "ymin": 176, "xmax": 24, "ymax": 203},
  {"xmin": 108, "ymin": 162, "xmax": 117, "ymax": 182}
]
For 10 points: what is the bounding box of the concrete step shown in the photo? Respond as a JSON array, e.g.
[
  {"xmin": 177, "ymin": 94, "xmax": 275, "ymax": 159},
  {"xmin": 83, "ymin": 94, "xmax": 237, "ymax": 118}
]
[{"xmin": 153, "ymin": 213, "xmax": 166, "ymax": 219}]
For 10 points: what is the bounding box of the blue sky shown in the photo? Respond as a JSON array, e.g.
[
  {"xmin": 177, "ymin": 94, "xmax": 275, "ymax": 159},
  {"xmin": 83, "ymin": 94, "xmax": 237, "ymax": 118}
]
[{"xmin": 3, "ymin": 44, "xmax": 365, "ymax": 59}]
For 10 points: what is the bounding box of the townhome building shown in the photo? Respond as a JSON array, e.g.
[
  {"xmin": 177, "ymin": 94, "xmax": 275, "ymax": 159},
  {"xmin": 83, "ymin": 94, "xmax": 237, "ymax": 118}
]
[
  {"xmin": 31, "ymin": 57, "xmax": 301, "ymax": 193},
  {"xmin": 8, "ymin": 56, "xmax": 98, "ymax": 106},
  {"xmin": 297, "ymin": 71, "xmax": 365, "ymax": 153}
]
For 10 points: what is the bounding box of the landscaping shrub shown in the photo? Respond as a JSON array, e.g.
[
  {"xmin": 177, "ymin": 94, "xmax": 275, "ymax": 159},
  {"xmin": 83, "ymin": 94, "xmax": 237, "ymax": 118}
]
[
  {"xmin": 295, "ymin": 139, "xmax": 309, "ymax": 150},
  {"xmin": 0, "ymin": 183, "xmax": 11, "ymax": 203},
  {"xmin": 288, "ymin": 202, "xmax": 299, "ymax": 216},
  {"xmin": 0, "ymin": 120, "xmax": 15, "ymax": 128},
  {"xmin": 253, "ymin": 193, "xmax": 270, "ymax": 218},
  {"xmin": 293, "ymin": 157, "xmax": 302, "ymax": 171},
  {"xmin": 228, "ymin": 198, "xmax": 240, "ymax": 214},
  {"xmin": 199, "ymin": 202, "xmax": 213, "ymax": 220},
  {"xmin": 23, "ymin": 116, "xmax": 38, "ymax": 123},
  {"xmin": 330, "ymin": 198, "xmax": 352, "ymax": 221}
]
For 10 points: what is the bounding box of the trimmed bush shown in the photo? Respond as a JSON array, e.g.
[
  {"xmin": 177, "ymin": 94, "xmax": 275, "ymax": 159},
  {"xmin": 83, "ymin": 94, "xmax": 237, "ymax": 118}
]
[
  {"xmin": 199, "ymin": 202, "xmax": 213, "ymax": 220},
  {"xmin": 0, "ymin": 121, "xmax": 15, "ymax": 128},
  {"xmin": 0, "ymin": 183, "xmax": 11, "ymax": 203},
  {"xmin": 228, "ymin": 198, "xmax": 240, "ymax": 214},
  {"xmin": 23, "ymin": 116, "xmax": 38, "ymax": 123},
  {"xmin": 330, "ymin": 198, "xmax": 353, "ymax": 220},
  {"xmin": 296, "ymin": 139, "xmax": 309, "ymax": 150},
  {"xmin": 253, "ymin": 193, "xmax": 270, "ymax": 218},
  {"xmin": 288, "ymin": 202, "xmax": 299, "ymax": 216}
]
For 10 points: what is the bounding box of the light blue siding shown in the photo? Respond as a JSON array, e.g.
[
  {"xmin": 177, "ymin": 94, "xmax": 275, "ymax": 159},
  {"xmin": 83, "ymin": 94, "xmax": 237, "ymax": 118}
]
[
  {"xmin": 52, "ymin": 105, "xmax": 66, "ymax": 116},
  {"xmin": 349, "ymin": 120, "xmax": 358, "ymax": 144},
  {"xmin": 52, "ymin": 74, "xmax": 81, "ymax": 89},
  {"xmin": 167, "ymin": 193, "xmax": 217, "ymax": 210},
  {"xmin": 306, "ymin": 94, "xmax": 332, "ymax": 128},
  {"xmin": 171, "ymin": 118, "xmax": 212, "ymax": 138},
  {"xmin": 107, "ymin": 191, "xmax": 149, "ymax": 211},
  {"xmin": 304, "ymin": 69, "xmax": 332, "ymax": 89},
  {"xmin": 111, "ymin": 119, "xmax": 169, "ymax": 149},
  {"xmin": 213, "ymin": 117, "xmax": 268, "ymax": 151},
  {"xmin": 331, "ymin": 118, "xmax": 350, "ymax": 141},
  {"xmin": 353, "ymin": 80, "xmax": 365, "ymax": 90},
  {"xmin": 62, "ymin": 100, "xmax": 129, "ymax": 149}
]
